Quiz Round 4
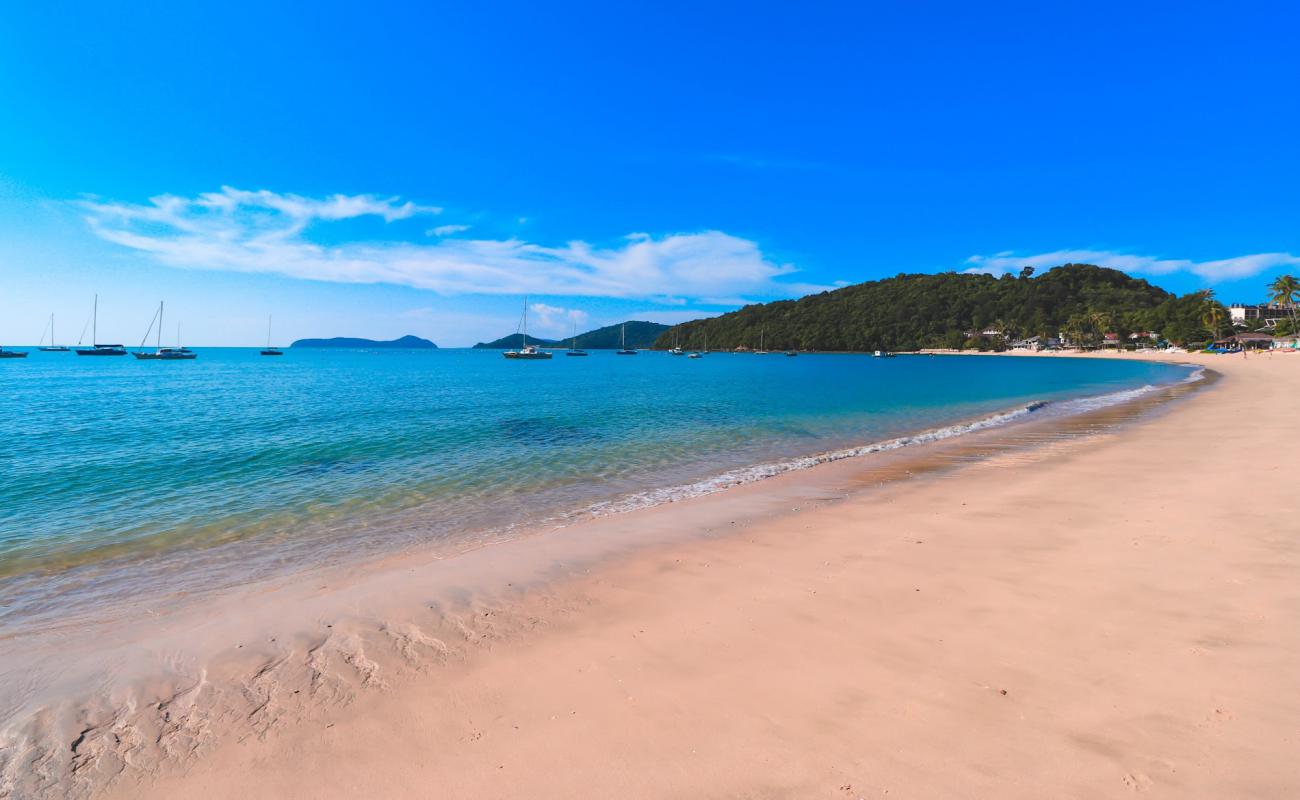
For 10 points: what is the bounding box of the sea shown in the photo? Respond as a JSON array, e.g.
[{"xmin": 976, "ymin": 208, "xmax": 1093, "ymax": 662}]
[{"xmin": 0, "ymin": 348, "xmax": 1197, "ymax": 630}]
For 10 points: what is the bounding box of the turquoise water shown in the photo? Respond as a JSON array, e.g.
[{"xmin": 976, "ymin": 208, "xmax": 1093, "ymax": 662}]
[{"xmin": 0, "ymin": 349, "xmax": 1192, "ymax": 625}]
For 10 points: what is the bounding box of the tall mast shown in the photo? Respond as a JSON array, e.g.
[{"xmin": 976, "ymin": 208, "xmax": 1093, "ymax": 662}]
[
  {"xmin": 93, "ymin": 294, "xmax": 98, "ymax": 345},
  {"xmin": 158, "ymin": 301, "xmax": 164, "ymax": 350},
  {"xmin": 521, "ymin": 296, "xmax": 528, "ymax": 348}
]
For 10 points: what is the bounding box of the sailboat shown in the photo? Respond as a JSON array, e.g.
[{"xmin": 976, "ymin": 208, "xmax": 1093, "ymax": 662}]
[
  {"xmin": 38, "ymin": 314, "xmax": 70, "ymax": 351},
  {"xmin": 687, "ymin": 330, "xmax": 703, "ymax": 358},
  {"xmin": 616, "ymin": 322, "xmax": 636, "ymax": 355},
  {"xmin": 668, "ymin": 331, "xmax": 684, "ymax": 355},
  {"xmin": 503, "ymin": 297, "xmax": 552, "ymax": 359},
  {"xmin": 754, "ymin": 328, "xmax": 769, "ymax": 355},
  {"xmin": 261, "ymin": 315, "xmax": 283, "ymax": 356},
  {"xmin": 566, "ymin": 320, "xmax": 588, "ymax": 356},
  {"xmin": 74, "ymin": 295, "xmax": 127, "ymax": 356},
  {"xmin": 134, "ymin": 302, "xmax": 197, "ymax": 359}
]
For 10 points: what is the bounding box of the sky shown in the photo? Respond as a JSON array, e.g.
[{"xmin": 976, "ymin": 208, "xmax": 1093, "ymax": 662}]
[{"xmin": 1, "ymin": 0, "xmax": 1297, "ymax": 346}]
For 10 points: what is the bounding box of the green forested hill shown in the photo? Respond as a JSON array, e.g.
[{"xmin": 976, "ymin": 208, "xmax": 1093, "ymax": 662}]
[
  {"xmin": 474, "ymin": 320, "xmax": 670, "ymax": 349},
  {"xmin": 654, "ymin": 264, "xmax": 1221, "ymax": 350}
]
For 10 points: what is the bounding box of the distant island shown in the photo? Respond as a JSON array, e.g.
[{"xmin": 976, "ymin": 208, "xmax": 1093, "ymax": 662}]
[
  {"xmin": 474, "ymin": 321, "xmax": 670, "ymax": 350},
  {"xmin": 290, "ymin": 335, "xmax": 438, "ymax": 349}
]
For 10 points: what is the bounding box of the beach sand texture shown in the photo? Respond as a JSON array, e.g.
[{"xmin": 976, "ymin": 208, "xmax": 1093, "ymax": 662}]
[{"xmin": 9, "ymin": 351, "xmax": 1298, "ymax": 799}]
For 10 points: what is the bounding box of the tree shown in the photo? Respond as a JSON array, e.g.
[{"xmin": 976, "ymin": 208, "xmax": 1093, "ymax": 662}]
[
  {"xmin": 1199, "ymin": 290, "xmax": 1227, "ymax": 346},
  {"xmin": 1268, "ymin": 274, "xmax": 1299, "ymax": 332}
]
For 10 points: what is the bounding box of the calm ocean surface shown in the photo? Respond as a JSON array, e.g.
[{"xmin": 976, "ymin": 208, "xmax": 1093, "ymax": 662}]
[{"xmin": 0, "ymin": 349, "xmax": 1193, "ymax": 627}]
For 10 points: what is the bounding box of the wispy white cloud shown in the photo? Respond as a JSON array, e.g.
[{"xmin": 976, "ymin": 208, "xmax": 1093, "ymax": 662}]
[
  {"xmin": 80, "ymin": 187, "xmax": 824, "ymax": 302},
  {"xmin": 427, "ymin": 224, "xmax": 471, "ymax": 236},
  {"xmin": 963, "ymin": 249, "xmax": 1300, "ymax": 282},
  {"xmin": 528, "ymin": 302, "xmax": 589, "ymax": 336}
]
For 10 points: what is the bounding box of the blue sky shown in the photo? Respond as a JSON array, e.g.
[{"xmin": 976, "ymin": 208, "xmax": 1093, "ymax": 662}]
[{"xmin": 1, "ymin": 0, "xmax": 1297, "ymax": 346}]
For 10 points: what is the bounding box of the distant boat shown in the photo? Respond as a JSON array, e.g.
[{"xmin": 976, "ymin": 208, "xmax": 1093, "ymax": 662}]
[
  {"xmin": 0, "ymin": 346, "xmax": 27, "ymax": 359},
  {"xmin": 616, "ymin": 322, "xmax": 637, "ymax": 355},
  {"xmin": 566, "ymin": 321, "xmax": 587, "ymax": 356},
  {"xmin": 261, "ymin": 315, "xmax": 283, "ymax": 356},
  {"xmin": 754, "ymin": 328, "xmax": 769, "ymax": 355},
  {"xmin": 785, "ymin": 350, "xmax": 798, "ymax": 357},
  {"xmin": 134, "ymin": 302, "xmax": 197, "ymax": 360},
  {"xmin": 669, "ymin": 331, "xmax": 684, "ymax": 355},
  {"xmin": 873, "ymin": 350, "xmax": 895, "ymax": 358},
  {"xmin": 74, "ymin": 295, "xmax": 127, "ymax": 356},
  {"xmin": 37, "ymin": 314, "xmax": 69, "ymax": 351},
  {"xmin": 687, "ymin": 352, "xmax": 701, "ymax": 359},
  {"xmin": 503, "ymin": 297, "xmax": 553, "ymax": 360}
]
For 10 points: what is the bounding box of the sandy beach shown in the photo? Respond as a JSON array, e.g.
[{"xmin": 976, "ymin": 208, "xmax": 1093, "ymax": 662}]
[{"xmin": 7, "ymin": 351, "xmax": 1297, "ymax": 798}]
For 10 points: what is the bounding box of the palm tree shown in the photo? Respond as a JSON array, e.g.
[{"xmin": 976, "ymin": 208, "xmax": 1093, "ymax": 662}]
[
  {"xmin": 1268, "ymin": 274, "xmax": 1299, "ymax": 332},
  {"xmin": 1200, "ymin": 290, "xmax": 1226, "ymax": 346}
]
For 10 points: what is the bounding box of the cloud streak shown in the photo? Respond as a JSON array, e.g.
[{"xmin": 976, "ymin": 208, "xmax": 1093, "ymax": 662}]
[
  {"xmin": 964, "ymin": 249, "xmax": 1300, "ymax": 282},
  {"xmin": 80, "ymin": 187, "xmax": 824, "ymax": 302}
]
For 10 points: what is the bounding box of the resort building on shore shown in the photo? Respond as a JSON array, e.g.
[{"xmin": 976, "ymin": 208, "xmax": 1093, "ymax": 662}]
[
  {"xmin": 1229, "ymin": 303, "xmax": 1293, "ymax": 328},
  {"xmin": 1213, "ymin": 332, "xmax": 1277, "ymax": 350}
]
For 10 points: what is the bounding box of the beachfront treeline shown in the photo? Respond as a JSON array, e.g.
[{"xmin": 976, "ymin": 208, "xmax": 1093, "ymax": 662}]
[{"xmin": 653, "ymin": 264, "xmax": 1244, "ymax": 352}]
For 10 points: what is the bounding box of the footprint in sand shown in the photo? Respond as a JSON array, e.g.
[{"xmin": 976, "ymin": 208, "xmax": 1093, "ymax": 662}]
[{"xmin": 1122, "ymin": 771, "xmax": 1153, "ymax": 792}]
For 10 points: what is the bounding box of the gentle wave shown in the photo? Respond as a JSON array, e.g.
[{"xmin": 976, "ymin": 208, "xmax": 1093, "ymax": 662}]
[
  {"xmin": 577, "ymin": 368, "xmax": 1204, "ymax": 519},
  {"xmin": 579, "ymin": 400, "xmax": 1051, "ymax": 517}
]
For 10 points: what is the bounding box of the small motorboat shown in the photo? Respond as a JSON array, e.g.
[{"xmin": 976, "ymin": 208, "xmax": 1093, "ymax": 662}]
[
  {"xmin": 687, "ymin": 352, "xmax": 702, "ymax": 359},
  {"xmin": 785, "ymin": 350, "xmax": 798, "ymax": 357},
  {"xmin": 0, "ymin": 347, "xmax": 28, "ymax": 359}
]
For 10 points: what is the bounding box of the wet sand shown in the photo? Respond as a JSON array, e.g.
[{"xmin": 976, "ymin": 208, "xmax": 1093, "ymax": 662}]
[{"xmin": 6, "ymin": 351, "xmax": 1299, "ymax": 798}]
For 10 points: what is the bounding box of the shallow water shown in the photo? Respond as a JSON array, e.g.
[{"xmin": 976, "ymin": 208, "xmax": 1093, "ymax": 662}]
[{"xmin": 0, "ymin": 348, "xmax": 1194, "ymax": 628}]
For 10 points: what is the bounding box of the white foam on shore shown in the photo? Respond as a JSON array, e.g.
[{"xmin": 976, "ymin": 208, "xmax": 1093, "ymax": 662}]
[{"xmin": 581, "ymin": 368, "xmax": 1203, "ymax": 519}]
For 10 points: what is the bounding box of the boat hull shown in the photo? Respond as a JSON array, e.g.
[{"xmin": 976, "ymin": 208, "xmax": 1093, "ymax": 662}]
[
  {"xmin": 503, "ymin": 352, "xmax": 553, "ymax": 359},
  {"xmin": 38, "ymin": 347, "xmax": 70, "ymax": 352},
  {"xmin": 565, "ymin": 350, "xmax": 588, "ymax": 356},
  {"xmin": 0, "ymin": 351, "xmax": 28, "ymax": 359},
  {"xmin": 75, "ymin": 348, "xmax": 127, "ymax": 356},
  {"xmin": 260, "ymin": 350, "xmax": 284, "ymax": 356}
]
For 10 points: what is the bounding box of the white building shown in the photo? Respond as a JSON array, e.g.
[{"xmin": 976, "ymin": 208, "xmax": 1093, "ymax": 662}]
[{"xmin": 1229, "ymin": 303, "xmax": 1292, "ymax": 327}]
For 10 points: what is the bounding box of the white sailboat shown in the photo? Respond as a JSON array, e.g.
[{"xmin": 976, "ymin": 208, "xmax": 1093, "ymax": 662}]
[
  {"xmin": 503, "ymin": 297, "xmax": 552, "ymax": 359},
  {"xmin": 38, "ymin": 314, "xmax": 70, "ymax": 351},
  {"xmin": 566, "ymin": 320, "xmax": 588, "ymax": 356},
  {"xmin": 754, "ymin": 328, "xmax": 769, "ymax": 354},
  {"xmin": 134, "ymin": 301, "xmax": 197, "ymax": 359},
  {"xmin": 616, "ymin": 322, "xmax": 636, "ymax": 355}
]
